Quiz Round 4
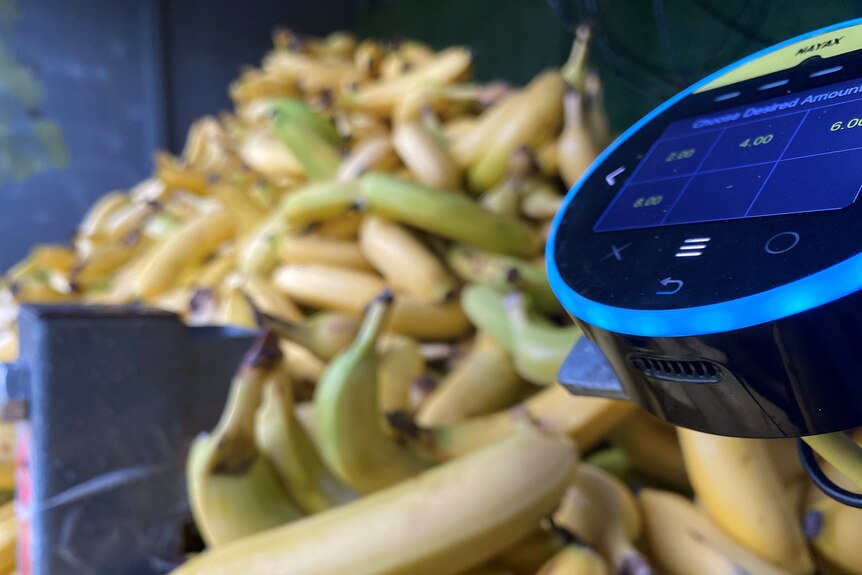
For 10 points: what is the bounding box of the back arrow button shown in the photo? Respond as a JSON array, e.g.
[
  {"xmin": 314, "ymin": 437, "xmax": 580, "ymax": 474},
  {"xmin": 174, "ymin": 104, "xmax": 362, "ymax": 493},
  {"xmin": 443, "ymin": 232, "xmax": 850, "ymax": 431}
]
[
  {"xmin": 605, "ymin": 166, "xmax": 626, "ymax": 186},
  {"xmin": 656, "ymin": 277, "xmax": 684, "ymax": 295}
]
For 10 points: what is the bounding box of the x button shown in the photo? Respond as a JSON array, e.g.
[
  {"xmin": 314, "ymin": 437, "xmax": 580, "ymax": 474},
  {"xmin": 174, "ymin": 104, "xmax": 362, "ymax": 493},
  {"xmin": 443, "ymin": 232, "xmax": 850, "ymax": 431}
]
[{"xmin": 601, "ymin": 243, "xmax": 632, "ymax": 262}]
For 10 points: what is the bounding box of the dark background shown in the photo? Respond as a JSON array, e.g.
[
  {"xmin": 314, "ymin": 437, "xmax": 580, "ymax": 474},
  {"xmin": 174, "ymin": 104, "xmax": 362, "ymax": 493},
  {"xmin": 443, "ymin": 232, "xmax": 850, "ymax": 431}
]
[{"xmin": 1, "ymin": 0, "xmax": 860, "ymax": 270}]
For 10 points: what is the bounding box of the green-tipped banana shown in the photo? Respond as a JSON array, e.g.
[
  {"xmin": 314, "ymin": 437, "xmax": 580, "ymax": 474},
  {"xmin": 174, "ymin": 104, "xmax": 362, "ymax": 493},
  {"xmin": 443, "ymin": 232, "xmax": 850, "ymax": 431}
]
[
  {"xmin": 186, "ymin": 332, "xmax": 303, "ymax": 548},
  {"xmin": 255, "ymin": 362, "xmax": 358, "ymax": 513},
  {"xmin": 314, "ymin": 291, "xmax": 432, "ymax": 493},
  {"xmin": 357, "ymin": 172, "xmax": 542, "ymax": 257},
  {"xmin": 504, "ymin": 292, "xmax": 581, "ymax": 385},
  {"xmin": 259, "ymin": 310, "xmax": 360, "ymax": 361},
  {"xmin": 448, "ymin": 245, "xmax": 561, "ymax": 314},
  {"xmin": 270, "ymin": 98, "xmax": 342, "ymax": 146},
  {"xmin": 271, "ymin": 104, "xmax": 342, "ymax": 180}
]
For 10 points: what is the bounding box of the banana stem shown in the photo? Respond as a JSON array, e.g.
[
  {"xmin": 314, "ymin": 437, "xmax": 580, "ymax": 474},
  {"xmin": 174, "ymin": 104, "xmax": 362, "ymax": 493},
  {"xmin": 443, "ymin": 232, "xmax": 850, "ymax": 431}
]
[
  {"xmin": 353, "ymin": 291, "xmax": 394, "ymax": 354},
  {"xmin": 803, "ymin": 432, "xmax": 862, "ymax": 490},
  {"xmin": 561, "ymin": 24, "xmax": 592, "ymax": 92}
]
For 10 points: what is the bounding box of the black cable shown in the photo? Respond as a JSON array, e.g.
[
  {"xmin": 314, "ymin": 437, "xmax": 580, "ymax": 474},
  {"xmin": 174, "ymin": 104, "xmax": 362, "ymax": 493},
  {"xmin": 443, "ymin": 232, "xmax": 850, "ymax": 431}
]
[{"xmin": 797, "ymin": 439, "xmax": 862, "ymax": 509}]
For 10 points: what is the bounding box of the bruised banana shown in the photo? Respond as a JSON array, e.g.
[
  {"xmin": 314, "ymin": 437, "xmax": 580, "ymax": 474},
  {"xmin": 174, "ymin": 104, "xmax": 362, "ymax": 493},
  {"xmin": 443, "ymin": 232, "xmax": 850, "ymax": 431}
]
[
  {"xmin": 359, "ymin": 216, "xmax": 456, "ymax": 303},
  {"xmin": 171, "ymin": 424, "xmax": 576, "ymax": 575},
  {"xmin": 536, "ymin": 545, "xmax": 608, "ymax": 575},
  {"xmin": 417, "ymin": 336, "xmax": 527, "ymax": 426},
  {"xmin": 255, "ymin": 362, "xmax": 358, "ymax": 513},
  {"xmin": 678, "ymin": 428, "xmax": 813, "ymax": 573},
  {"xmin": 640, "ymin": 488, "xmax": 791, "ymax": 575},
  {"xmin": 504, "ymin": 292, "xmax": 581, "ymax": 386},
  {"xmin": 186, "ymin": 333, "xmax": 303, "ymax": 548},
  {"xmin": 314, "ymin": 292, "xmax": 431, "ymax": 493},
  {"xmin": 553, "ymin": 464, "xmax": 651, "ymax": 574}
]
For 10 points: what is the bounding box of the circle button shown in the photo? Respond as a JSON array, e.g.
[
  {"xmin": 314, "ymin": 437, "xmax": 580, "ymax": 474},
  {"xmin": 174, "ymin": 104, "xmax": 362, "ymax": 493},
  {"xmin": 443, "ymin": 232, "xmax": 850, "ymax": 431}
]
[{"xmin": 764, "ymin": 231, "xmax": 800, "ymax": 254}]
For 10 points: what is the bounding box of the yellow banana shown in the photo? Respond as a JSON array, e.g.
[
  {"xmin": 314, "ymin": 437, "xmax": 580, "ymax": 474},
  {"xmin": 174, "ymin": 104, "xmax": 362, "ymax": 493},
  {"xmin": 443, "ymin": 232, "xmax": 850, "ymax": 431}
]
[
  {"xmin": 337, "ymin": 135, "xmax": 398, "ymax": 181},
  {"xmin": 133, "ymin": 208, "xmax": 235, "ymax": 298},
  {"xmin": 7, "ymin": 245, "xmax": 76, "ymax": 282},
  {"xmin": 504, "ymin": 292, "xmax": 581, "ymax": 386},
  {"xmin": 480, "ymin": 175, "xmax": 521, "ymax": 219},
  {"xmin": 171, "ymin": 424, "xmax": 576, "ymax": 575},
  {"xmin": 584, "ymin": 70, "xmax": 614, "ymax": 149},
  {"xmin": 535, "ymin": 545, "xmax": 609, "ymax": 575},
  {"xmin": 230, "ymin": 70, "xmax": 295, "ymax": 107},
  {"xmin": 186, "ymin": 333, "xmax": 303, "ymax": 548},
  {"xmin": 255, "ymin": 362, "xmax": 358, "ymax": 513},
  {"xmin": 314, "ymin": 293, "xmax": 431, "ymax": 493},
  {"xmin": 493, "ymin": 528, "xmax": 565, "ymax": 574},
  {"xmin": 278, "ymin": 235, "xmax": 371, "ymax": 271},
  {"xmin": 417, "ymin": 337, "xmax": 527, "ymax": 426},
  {"xmin": 357, "ymin": 172, "xmax": 542, "ymax": 257},
  {"xmin": 343, "ymin": 47, "xmax": 473, "ymax": 116},
  {"xmin": 640, "ymin": 488, "xmax": 792, "ymax": 575},
  {"xmin": 803, "ymin": 496, "xmax": 862, "ymax": 575},
  {"xmin": 765, "ymin": 438, "xmax": 806, "ymax": 485},
  {"xmin": 77, "ymin": 191, "xmax": 130, "ymax": 238},
  {"xmin": 558, "ymin": 90, "xmax": 599, "ymax": 189},
  {"xmin": 0, "ymin": 423, "xmax": 15, "ymax": 491},
  {"xmin": 237, "ymin": 126, "xmax": 306, "ymax": 181},
  {"xmin": 190, "ymin": 249, "xmax": 237, "ymax": 290},
  {"xmin": 418, "ymin": 384, "xmax": 634, "ymax": 461},
  {"xmin": 262, "ymin": 310, "xmax": 360, "ymax": 361},
  {"xmin": 154, "ymin": 151, "xmax": 211, "ymax": 195},
  {"xmin": 216, "ymin": 282, "xmax": 257, "ymax": 329},
  {"xmin": 378, "ymin": 334, "xmax": 425, "ymax": 415},
  {"xmin": 678, "ymin": 428, "xmax": 814, "ymax": 573},
  {"xmin": 353, "ymin": 39, "xmax": 385, "ymax": 78},
  {"xmin": 263, "ymin": 49, "xmax": 358, "ymax": 92},
  {"xmin": 0, "ymin": 330, "xmax": 18, "ymax": 364},
  {"xmin": 450, "ymin": 89, "xmax": 525, "ymax": 169},
  {"xmin": 0, "ymin": 502, "xmax": 16, "ymax": 575},
  {"xmin": 387, "ymin": 295, "xmax": 472, "ymax": 340},
  {"xmin": 313, "ymin": 211, "xmax": 364, "ymax": 240},
  {"xmin": 212, "ymin": 183, "xmax": 266, "ymax": 235},
  {"xmin": 553, "ymin": 464, "xmax": 651, "ymax": 574},
  {"xmin": 520, "ymin": 180, "xmax": 562, "ymax": 220},
  {"xmin": 272, "ymin": 264, "xmax": 384, "ymax": 315},
  {"xmin": 359, "ymin": 216, "xmax": 456, "ymax": 303},
  {"xmin": 72, "ymin": 241, "xmax": 145, "ymax": 287},
  {"xmin": 103, "ymin": 200, "xmax": 161, "ymax": 242},
  {"xmin": 280, "ymin": 340, "xmax": 325, "ymax": 400},
  {"xmin": 467, "ymin": 71, "xmax": 565, "ymax": 191},
  {"xmin": 278, "ymin": 180, "xmax": 359, "ymax": 227},
  {"xmin": 536, "ymin": 140, "xmax": 559, "ymax": 178},
  {"xmin": 240, "ymin": 273, "xmax": 304, "ymax": 323},
  {"xmin": 392, "ymin": 120, "xmax": 461, "ymax": 190},
  {"xmin": 237, "ymin": 214, "xmax": 286, "ymax": 276},
  {"xmin": 609, "ymin": 410, "xmax": 690, "ymax": 491}
]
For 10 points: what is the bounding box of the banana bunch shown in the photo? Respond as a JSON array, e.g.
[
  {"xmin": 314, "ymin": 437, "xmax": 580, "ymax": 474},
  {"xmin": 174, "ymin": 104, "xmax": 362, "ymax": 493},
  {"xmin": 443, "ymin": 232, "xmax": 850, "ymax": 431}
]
[{"xmin": 3, "ymin": 22, "xmax": 859, "ymax": 575}]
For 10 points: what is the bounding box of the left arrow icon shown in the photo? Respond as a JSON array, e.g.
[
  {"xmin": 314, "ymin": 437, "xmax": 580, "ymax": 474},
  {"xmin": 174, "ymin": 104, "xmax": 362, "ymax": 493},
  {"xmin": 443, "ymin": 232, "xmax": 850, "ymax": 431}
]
[
  {"xmin": 605, "ymin": 166, "xmax": 626, "ymax": 186},
  {"xmin": 656, "ymin": 277, "xmax": 684, "ymax": 295}
]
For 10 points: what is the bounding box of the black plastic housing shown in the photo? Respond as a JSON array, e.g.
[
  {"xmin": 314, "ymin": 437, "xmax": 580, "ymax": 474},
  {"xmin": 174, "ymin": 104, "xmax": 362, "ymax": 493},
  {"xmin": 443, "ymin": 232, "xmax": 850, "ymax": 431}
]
[{"xmin": 560, "ymin": 289, "xmax": 862, "ymax": 437}]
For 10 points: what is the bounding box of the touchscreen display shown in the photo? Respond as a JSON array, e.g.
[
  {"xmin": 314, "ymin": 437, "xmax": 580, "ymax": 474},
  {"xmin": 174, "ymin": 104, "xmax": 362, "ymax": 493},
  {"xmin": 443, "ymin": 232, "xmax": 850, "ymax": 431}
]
[{"xmin": 594, "ymin": 77, "xmax": 862, "ymax": 232}]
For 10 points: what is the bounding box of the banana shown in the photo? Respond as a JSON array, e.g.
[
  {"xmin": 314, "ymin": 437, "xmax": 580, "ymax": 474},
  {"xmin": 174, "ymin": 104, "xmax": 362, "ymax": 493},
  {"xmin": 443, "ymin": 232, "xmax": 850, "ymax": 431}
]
[
  {"xmin": 278, "ymin": 235, "xmax": 372, "ymax": 271},
  {"xmin": 354, "ymin": 39, "xmax": 385, "ymax": 78},
  {"xmin": 270, "ymin": 102, "xmax": 342, "ymax": 181},
  {"xmin": 558, "ymin": 90, "xmax": 599, "ymax": 189},
  {"xmin": 77, "ymin": 191, "xmax": 130, "ymax": 238},
  {"xmin": 154, "ymin": 152, "xmax": 211, "ymax": 194},
  {"xmin": 314, "ymin": 292, "xmax": 431, "ymax": 493},
  {"xmin": 237, "ymin": 125, "xmax": 306, "ymax": 181},
  {"xmin": 261, "ymin": 310, "xmax": 360, "ymax": 361},
  {"xmin": 0, "ymin": 502, "xmax": 16, "ymax": 575},
  {"xmin": 561, "ymin": 24, "xmax": 592, "ymax": 92},
  {"xmin": 264, "ymin": 51, "xmax": 359, "ymax": 93},
  {"xmin": 133, "ymin": 208, "xmax": 235, "ymax": 298},
  {"xmin": 278, "ymin": 180, "xmax": 359, "ymax": 227},
  {"xmin": 535, "ymin": 545, "xmax": 608, "ymax": 575},
  {"xmin": 554, "ymin": 464, "xmax": 651, "ymax": 574},
  {"xmin": 313, "ymin": 211, "xmax": 364, "ymax": 240},
  {"xmin": 73, "ymin": 241, "xmax": 145, "ymax": 287},
  {"xmin": 171, "ymin": 424, "xmax": 576, "ymax": 575},
  {"xmin": 182, "ymin": 116, "xmax": 232, "ymax": 172},
  {"xmin": 7, "ymin": 245, "xmax": 76, "ymax": 281},
  {"xmin": 272, "ymin": 264, "xmax": 384, "ymax": 315},
  {"xmin": 212, "ymin": 183, "xmax": 266, "ymax": 235},
  {"xmin": 378, "ymin": 334, "xmax": 426, "ymax": 415},
  {"xmin": 640, "ymin": 488, "xmax": 792, "ymax": 575},
  {"xmin": 255, "ymin": 361, "xmax": 358, "ymax": 513},
  {"xmin": 357, "ymin": 172, "xmax": 542, "ymax": 257},
  {"xmin": 417, "ymin": 336, "xmax": 527, "ymax": 426},
  {"xmin": 387, "ymin": 295, "xmax": 472, "ymax": 340},
  {"xmin": 9, "ymin": 278, "xmax": 75, "ymax": 303},
  {"xmin": 338, "ymin": 136, "xmax": 398, "ymax": 181},
  {"xmin": 216, "ymin": 282, "xmax": 257, "ymax": 329},
  {"xmin": 461, "ymin": 284, "xmax": 514, "ymax": 348},
  {"xmin": 480, "ymin": 176, "xmax": 521, "ymax": 219},
  {"xmin": 392, "ymin": 121, "xmax": 461, "ymax": 190},
  {"xmin": 520, "ymin": 181, "xmax": 562, "ymax": 220},
  {"xmin": 359, "ymin": 216, "xmax": 456, "ymax": 303},
  {"xmin": 493, "ymin": 528, "xmax": 566, "ymax": 574},
  {"xmin": 450, "ymin": 89, "xmax": 525, "ymax": 169},
  {"xmin": 419, "ymin": 384, "xmax": 634, "ymax": 461},
  {"xmin": 267, "ymin": 98, "xmax": 342, "ymax": 146},
  {"xmin": 237, "ymin": 213, "xmax": 286, "ymax": 276},
  {"xmin": 467, "ymin": 71, "xmax": 565, "ymax": 191},
  {"xmin": 186, "ymin": 332, "xmax": 303, "ymax": 547},
  {"xmin": 0, "ymin": 423, "xmax": 15, "ymax": 491},
  {"xmin": 240, "ymin": 273, "xmax": 304, "ymax": 323},
  {"xmin": 230, "ymin": 68, "xmax": 296, "ymax": 105},
  {"xmin": 104, "ymin": 200, "xmax": 160, "ymax": 242},
  {"xmin": 609, "ymin": 410, "xmax": 690, "ymax": 491},
  {"xmin": 585, "ymin": 446, "xmax": 636, "ymax": 483},
  {"xmin": 190, "ymin": 249, "xmax": 237, "ymax": 290},
  {"xmin": 535, "ymin": 140, "xmax": 559, "ymax": 178},
  {"xmin": 448, "ymin": 247, "xmax": 560, "ymax": 314},
  {"xmin": 504, "ymin": 292, "xmax": 581, "ymax": 386},
  {"xmin": 678, "ymin": 428, "xmax": 814, "ymax": 573},
  {"xmin": 803, "ymin": 496, "xmax": 862, "ymax": 575},
  {"xmin": 765, "ymin": 437, "xmax": 806, "ymax": 485},
  {"xmin": 802, "ymin": 432, "xmax": 862, "ymax": 490},
  {"xmin": 280, "ymin": 340, "xmax": 326, "ymax": 400},
  {"xmin": 342, "ymin": 47, "xmax": 473, "ymax": 116},
  {"xmin": 0, "ymin": 329, "xmax": 18, "ymax": 364},
  {"xmin": 584, "ymin": 70, "xmax": 613, "ymax": 148}
]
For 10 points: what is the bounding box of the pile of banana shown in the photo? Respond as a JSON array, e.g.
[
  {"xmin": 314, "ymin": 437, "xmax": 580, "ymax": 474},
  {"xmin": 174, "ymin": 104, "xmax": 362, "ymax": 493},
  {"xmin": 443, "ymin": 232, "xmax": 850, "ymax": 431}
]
[{"xmin": 0, "ymin": 24, "xmax": 861, "ymax": 575}]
